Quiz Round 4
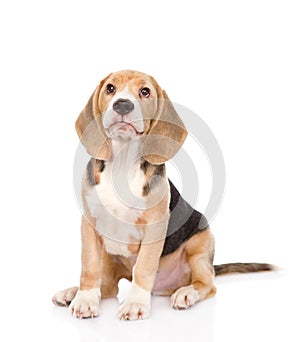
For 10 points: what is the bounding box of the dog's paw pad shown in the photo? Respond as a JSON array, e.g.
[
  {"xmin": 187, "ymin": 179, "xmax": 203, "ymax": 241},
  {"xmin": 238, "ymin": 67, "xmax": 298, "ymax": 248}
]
[{"xmin": 69, "ymin": 288, "xmax": 100, "ymax": 319}]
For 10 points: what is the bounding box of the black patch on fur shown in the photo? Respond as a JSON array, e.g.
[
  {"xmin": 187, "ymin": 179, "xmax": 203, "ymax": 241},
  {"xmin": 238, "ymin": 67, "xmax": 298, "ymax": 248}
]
[
  {"xmin": 140, "ymin": 159, "xmax": 149, "ymax": 174},
  {"xmin": 99, "ymin": 160, "xmax": 105, "ymax": 172},
  {"xmin": 156, "ymin": 164, "xmax": 165, "ymax": 177},
  {"xmin": 161, "ymin": 180, "xmax": 209, "ymax": 257},
  {"xmin": 86, "ymin": 158, "xmax": 105, "ymax": 186},
  {"xmin": 141, "ymin": 159, "xmax": 166, "ymax": 196}
]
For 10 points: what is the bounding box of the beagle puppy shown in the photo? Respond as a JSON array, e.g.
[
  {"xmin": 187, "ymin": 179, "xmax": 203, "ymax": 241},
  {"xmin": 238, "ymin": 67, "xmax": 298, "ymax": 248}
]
[{"xmin": 52, "ymin": 70, "xmax": 274, "ymax": 320}]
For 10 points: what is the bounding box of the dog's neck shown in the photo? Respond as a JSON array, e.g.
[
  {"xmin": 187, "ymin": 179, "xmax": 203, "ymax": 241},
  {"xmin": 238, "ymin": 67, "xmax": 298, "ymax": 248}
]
[
  {"xmin": 105, "ymin": 136, "xmax": 146, "ymax": 207},
  {"xmin": 109, "ymin": 136, "xmax": 142, "ymax": 169},
  {"xmin": 104, "ymin": 136, "xmax": 168, "ymax": 209}
]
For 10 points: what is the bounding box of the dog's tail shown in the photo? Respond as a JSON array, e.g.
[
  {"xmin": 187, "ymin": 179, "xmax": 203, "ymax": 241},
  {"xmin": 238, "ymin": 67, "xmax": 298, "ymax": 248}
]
[{"xmin": 214, "ymin": 262, "xmax": 276, "ymax": 276}]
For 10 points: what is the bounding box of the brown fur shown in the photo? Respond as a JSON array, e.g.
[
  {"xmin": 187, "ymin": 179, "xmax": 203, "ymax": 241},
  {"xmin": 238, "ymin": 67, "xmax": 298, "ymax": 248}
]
[
  {"xmin": 75, "ymin": 80, "xmax": 111, "ymax": 160},
  {"xmin": 184, "ymin": 230, "xmax": 216, "ymax": 299},
  {"xmin": 79, "ymin": 216, "xmax": 103, "ymax": 290},
  {"xmin": 100, "ymin": 251, "xmax": 131, "ymax": 299}
]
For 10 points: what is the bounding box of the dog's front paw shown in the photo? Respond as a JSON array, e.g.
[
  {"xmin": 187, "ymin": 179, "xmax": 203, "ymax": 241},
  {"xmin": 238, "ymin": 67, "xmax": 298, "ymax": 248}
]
[
  {"xmin": 69, "ymin": 288, "xmax": 100, "ymax": 319},
  {"xmin": 118, "ymin": 301, "xmax": 151, "ymax": 320},
  {"xmin": 118, "ymin": 284, "xmax": 151, "ymax": 320}
]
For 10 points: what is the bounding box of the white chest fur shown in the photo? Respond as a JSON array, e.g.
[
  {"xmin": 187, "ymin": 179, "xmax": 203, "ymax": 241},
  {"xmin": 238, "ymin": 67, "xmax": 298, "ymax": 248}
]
[{"xmin": 85, "ymin": 138, "xmax": 147, "ymax": 257}]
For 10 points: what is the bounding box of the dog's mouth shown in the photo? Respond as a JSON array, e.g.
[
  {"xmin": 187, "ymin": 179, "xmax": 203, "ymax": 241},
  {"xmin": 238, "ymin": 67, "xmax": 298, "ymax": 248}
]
[{"xmin": 107, "ymin": 121, "xmax": 144, "ymax": 136}]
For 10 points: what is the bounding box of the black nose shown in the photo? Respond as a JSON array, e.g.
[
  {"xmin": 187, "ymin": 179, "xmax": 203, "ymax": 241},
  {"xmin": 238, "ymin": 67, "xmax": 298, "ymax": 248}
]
[{"xmin": 113, "ymin": 99, "xmax": 135, "ymax": 115}]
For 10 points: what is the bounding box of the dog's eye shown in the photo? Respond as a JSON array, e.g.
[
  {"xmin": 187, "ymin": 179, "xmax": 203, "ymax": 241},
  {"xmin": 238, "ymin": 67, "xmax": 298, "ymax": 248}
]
[
  {"xmin": 106, "ymin": 84, "xmax": 115, "ymax": 94},
  {"xmin": 139, "ymin": 87, "xmax": 151, "ymax": 98}
]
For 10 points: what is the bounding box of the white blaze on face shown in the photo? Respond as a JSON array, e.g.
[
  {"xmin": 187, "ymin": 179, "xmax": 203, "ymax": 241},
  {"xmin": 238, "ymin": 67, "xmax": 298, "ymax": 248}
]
[{"xmin": 102, "ymin": 86, "xmax": 144, "ymax": 135}]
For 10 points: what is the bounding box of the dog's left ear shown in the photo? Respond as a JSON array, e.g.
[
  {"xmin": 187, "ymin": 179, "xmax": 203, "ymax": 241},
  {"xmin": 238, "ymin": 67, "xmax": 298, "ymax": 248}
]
[
  {"xmin": 75, "ymin": 76, "xmax": 111, "ymax": 160},
  {"xmin": 142, "ymin": 89, "xmax": 187, "ymax": 165}
]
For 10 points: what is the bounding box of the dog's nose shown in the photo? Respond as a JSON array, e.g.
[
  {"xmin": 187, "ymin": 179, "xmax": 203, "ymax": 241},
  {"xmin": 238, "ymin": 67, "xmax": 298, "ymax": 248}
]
[{"xmin": 113, "ymin": 99, "xmax": 135, "ymax": 116}]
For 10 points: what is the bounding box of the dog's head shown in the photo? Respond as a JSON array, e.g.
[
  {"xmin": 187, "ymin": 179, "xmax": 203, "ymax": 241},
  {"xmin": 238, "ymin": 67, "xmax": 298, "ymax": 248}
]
[{"xmin": 75, "ymin": 70, "xmax": 187, "ymax": 164}]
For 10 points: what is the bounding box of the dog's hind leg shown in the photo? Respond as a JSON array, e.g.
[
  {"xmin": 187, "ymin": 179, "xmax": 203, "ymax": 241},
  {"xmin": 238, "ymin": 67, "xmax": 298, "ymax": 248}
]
[{"xmin": 171, "ymin": 229, "xmax": 216, "ymax": 309}]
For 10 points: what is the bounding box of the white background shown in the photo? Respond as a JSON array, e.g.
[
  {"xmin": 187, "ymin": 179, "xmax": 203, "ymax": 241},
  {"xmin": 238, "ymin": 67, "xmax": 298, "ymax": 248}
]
[{"xmin": 1, "ymin": 1, "xmax": 300, "ymax": 341}]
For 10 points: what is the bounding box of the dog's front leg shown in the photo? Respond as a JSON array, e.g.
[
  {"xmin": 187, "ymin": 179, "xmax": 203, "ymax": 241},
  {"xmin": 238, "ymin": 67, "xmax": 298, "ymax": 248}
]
[
  {"xmin": 70, "ymin": 216, "xmax": 102, "ymax": 318},
  {"xmin": 118, "ymin": 236, "xmax": 165, "ymax": 320}
]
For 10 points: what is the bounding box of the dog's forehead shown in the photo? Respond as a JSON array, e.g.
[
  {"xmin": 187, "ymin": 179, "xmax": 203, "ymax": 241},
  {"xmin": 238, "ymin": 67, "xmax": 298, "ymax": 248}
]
[{"xmin": 107, "ymin": 70, "xmax": 154, "ymax": 91}]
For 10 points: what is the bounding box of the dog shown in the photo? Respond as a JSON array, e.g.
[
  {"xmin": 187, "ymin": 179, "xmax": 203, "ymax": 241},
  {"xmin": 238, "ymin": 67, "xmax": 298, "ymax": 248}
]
[{"xmin": 52, "ymin": 70, "xmax": 274, "ymax": 320}]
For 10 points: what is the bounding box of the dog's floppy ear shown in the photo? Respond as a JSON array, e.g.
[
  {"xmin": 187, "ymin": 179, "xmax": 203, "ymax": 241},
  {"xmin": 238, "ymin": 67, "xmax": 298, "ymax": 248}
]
[
  {"xmin": 75, "ymin": 77, "xmax": 111, "ymax": 160},
  {"xmin": 142, "ymin": 89, "xmax": 187, "ymax": 165}
]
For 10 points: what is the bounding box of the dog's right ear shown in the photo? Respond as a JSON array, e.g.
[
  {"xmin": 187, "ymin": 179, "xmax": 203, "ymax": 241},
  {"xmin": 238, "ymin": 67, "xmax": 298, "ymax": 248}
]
[{"xmin": 75, "ymin": 77, "xmax": 111, "ymax": 160}]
